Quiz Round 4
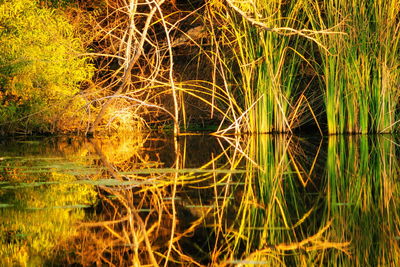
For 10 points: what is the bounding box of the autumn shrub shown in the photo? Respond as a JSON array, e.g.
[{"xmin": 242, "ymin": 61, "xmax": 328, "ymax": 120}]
[{"xmin": 0, "ymin": 0, "xmax": 93, "ymax": 134}]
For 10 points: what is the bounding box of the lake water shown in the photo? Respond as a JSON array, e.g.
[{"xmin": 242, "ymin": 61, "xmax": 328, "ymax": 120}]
[{"xmin": 0, "ymin": 134, "xmax": 399, "ymax": 266}]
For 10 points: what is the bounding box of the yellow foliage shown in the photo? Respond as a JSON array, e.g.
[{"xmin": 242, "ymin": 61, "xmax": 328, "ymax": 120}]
[{"xmin": 0, "ymin": 0, "xmax": 94, "ymax": 133}]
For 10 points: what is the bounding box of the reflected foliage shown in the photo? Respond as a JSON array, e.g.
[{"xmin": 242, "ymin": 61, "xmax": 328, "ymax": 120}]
[
  {"xmin": 0, "ymin": 138, "xmax": 98, "ymax": 266},
  {"xmin": 0, "ymin": 134, "xmax": 399, "ymax": 265}
]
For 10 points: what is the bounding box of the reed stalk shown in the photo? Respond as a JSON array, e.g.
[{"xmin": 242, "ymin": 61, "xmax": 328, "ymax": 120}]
[
  {"xmin": 214, "ymin": 0, "xmax": 308, "ymax": 133},
  {"xmin": 304, "ymin": 0, "xmax": 400, "ymax": 134}
]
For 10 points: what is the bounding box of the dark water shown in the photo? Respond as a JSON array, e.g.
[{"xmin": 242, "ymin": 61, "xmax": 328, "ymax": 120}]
[{"xmin": 0, "ymin": 134, "xmax": 399, "ymax": 266}]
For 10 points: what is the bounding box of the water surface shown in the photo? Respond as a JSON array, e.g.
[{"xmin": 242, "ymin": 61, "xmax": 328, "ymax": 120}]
[{"xmin": 0, "ymin": 134, "xmax": 399, "ymax": 266}]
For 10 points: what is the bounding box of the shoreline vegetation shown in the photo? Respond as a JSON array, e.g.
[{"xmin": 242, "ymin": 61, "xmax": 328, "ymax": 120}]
[{"xmin": 0, "ymin": 0, "xmax": 399, "ymax": 136}]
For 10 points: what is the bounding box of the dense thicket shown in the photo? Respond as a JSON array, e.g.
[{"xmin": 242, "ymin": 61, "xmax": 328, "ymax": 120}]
[{"xmin": 0, "ymin": 0, "xmax": 93, "ymax": 134}]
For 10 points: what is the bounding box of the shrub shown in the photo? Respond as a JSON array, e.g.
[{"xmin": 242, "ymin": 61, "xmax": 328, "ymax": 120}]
[{"xmin": 0, "ymin": 0, "xmax": 93, "ymax": 134}]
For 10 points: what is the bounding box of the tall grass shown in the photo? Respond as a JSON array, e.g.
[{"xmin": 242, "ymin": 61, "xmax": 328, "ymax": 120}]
[
  {"xmin": 202, "ymin": 0, "xmax": 400, "ymax": 134},
  {"xmin": 212, "ymin": 0, "xmax": 309, "ymax": 133},
  {"xmin": 304, "ymin": 0, "xmax": 400, "ymax": 133}
]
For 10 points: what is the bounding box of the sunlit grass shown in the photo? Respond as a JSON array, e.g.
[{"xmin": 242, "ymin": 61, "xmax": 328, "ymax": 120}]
[
  {"xmin": 208, "ymin": 0, "xmax": 309, "ymax": 133},
  {"xmin": 304, "ymin": 0, "xmax": 400, "ymax": 134},
  {"xmin": 196, "ymin": 0, "xmax": 400, "ymax": 135}
]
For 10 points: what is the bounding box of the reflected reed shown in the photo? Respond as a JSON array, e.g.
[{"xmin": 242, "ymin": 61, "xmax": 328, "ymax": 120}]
[{"xmin": 0, "ymin": 134, "xmax": 399, "ymax": 266}]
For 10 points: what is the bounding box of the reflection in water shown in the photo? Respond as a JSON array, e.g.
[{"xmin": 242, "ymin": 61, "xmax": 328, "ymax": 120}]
[
  {"xmin": 0, "ymin": 134, "xmax": 399, "ymax": 266},
  {"xmin": 325, "ymin": 136, "xmax": 400, "ymax": 266},
  {"xmin": 0, "ymin": 139, "xmax": 98, "ymax": 266}
]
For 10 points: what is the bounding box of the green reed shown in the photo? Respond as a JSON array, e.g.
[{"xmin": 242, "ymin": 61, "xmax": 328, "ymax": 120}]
[
  {"xmin": 218, "ymin": 1, "xmax": 306, "ymax": 133},
  {"xmin": 304, "ymin": 0, "xmax": 400, "ymax": 133},
  {"xmin": 211, "ymin": 0, "xmax": 399, "ymax": 134}
]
